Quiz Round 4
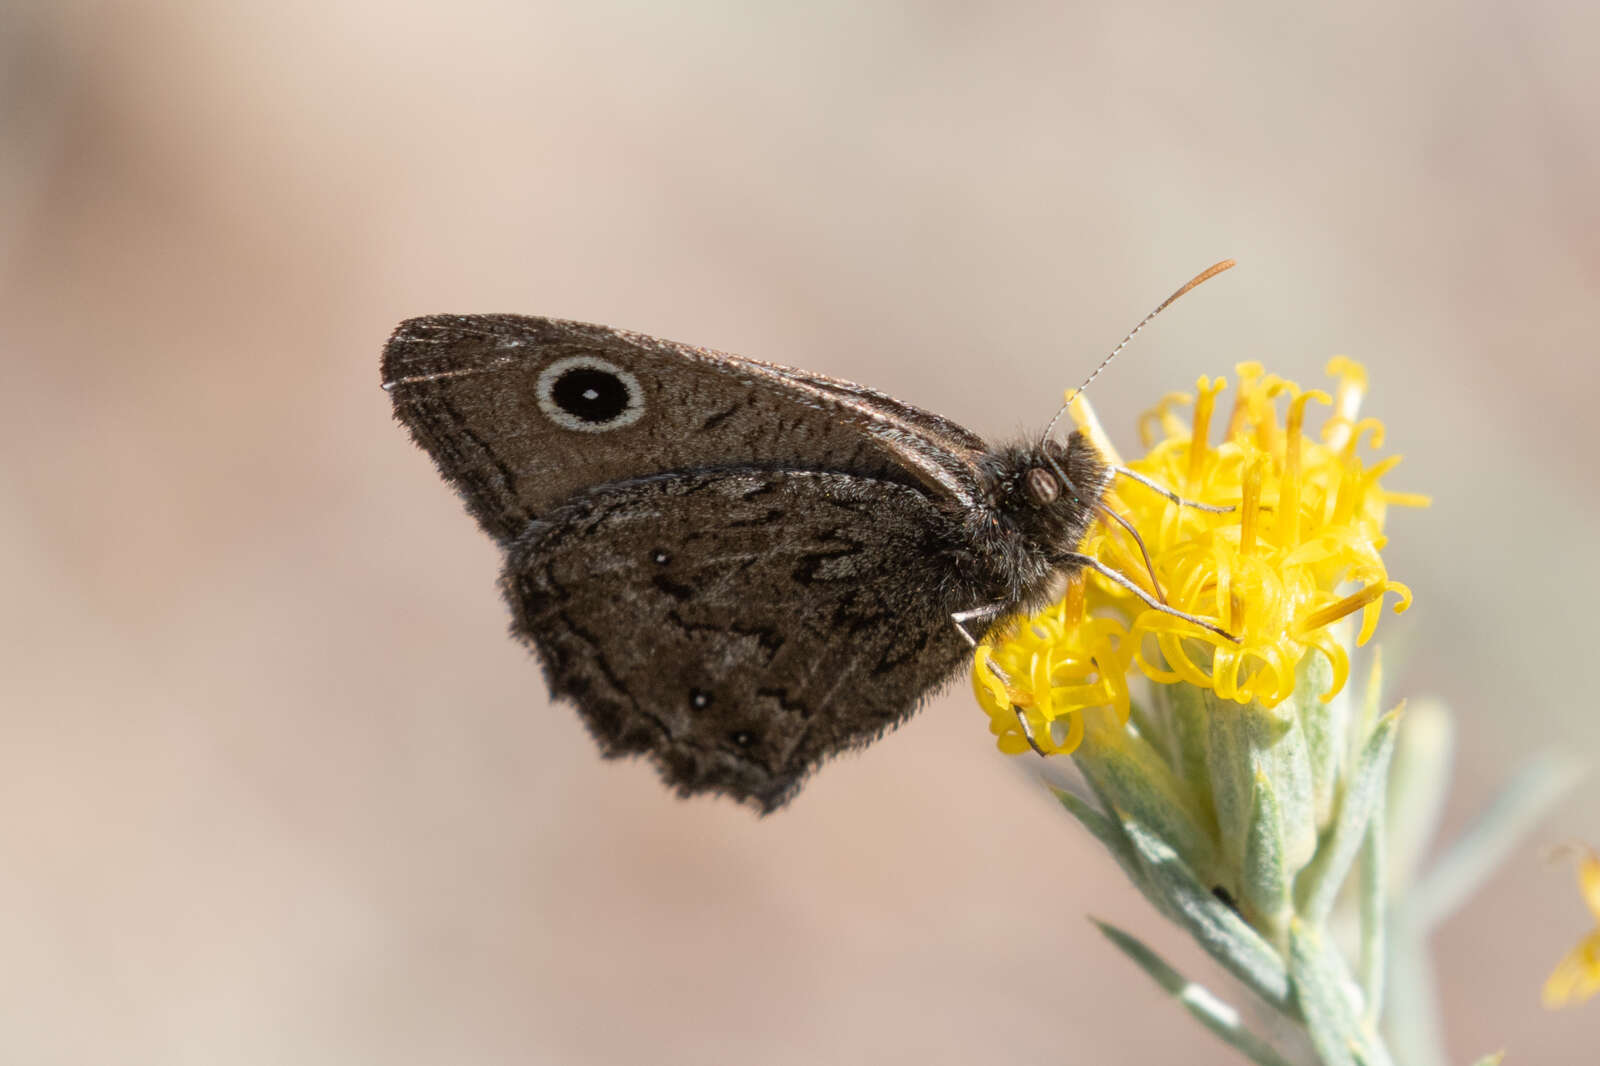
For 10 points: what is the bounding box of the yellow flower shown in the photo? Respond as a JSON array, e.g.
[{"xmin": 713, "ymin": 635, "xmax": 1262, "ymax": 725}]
[
  {"xmin": 1544, "ymin": 846, "xmax": 1600, "ymax": 1008},
  {"xmin": 975, "ymin": 359, "xmax": 1428, "ymax": 755},
  {"xmin": 974, "ymin": 576, "xmax": 1132, "ymax": 755}
]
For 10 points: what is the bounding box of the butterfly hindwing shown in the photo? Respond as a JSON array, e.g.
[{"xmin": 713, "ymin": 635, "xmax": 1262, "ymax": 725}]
[{"xmin": 502, "ymin": 467, "xmax": 979, "ymax": 811}]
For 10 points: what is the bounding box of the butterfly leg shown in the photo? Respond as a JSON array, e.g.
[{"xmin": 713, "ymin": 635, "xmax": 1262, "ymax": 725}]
[
  {"xmin": 950, "ymin": 603, "xmax": 1007, "ymax": 647},
  {"xmin": 972, "ymin": 650, "xmax": 1051, "ymax": 758},
  {"xmin": 1010, "ymin": 709, "xmax": 1051, "ymax": 757},
  {"xmin": 1056, "ymin": 552, "xmax": 1239, "ymax": 643},
  {"xmin": 1112, "ymin": 466, "xmax": 1234, "ymax": 512},
  {"xmin": 1094, "ymin": 500, "xmax": 1166, "ymax": 604},
  {"xmin": 955, "ymin": 607, "xmax": 1053, "ymax": 758}
]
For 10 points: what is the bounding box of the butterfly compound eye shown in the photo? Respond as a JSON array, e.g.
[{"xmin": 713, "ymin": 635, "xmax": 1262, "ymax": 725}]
[
  {"xmin": 536, "ymin": 355, "xmax": 646, "ymax": 433},
  {"xmin": 1025, "ymin": 467, "xmax": 1060, "ymax": 506}
]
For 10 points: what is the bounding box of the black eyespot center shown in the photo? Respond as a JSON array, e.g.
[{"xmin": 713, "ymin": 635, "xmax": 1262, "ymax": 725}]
[
  {"xmin": 730, "ymin": 729, "xmax": 756, "ymax": 748},
  {"xmin": 552, "ymin": 366, "xmax": 631, "ymax": 424},
  {"xmin": 652, "ymin": 549, "xmax": 670, "ymax": 565},
  {"xmin": 689, "ymin": 689, "xmax": 713, "ymax": 711}
]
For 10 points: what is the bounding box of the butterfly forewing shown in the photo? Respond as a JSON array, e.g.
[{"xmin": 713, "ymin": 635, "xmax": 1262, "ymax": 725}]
[{"xmin": 383, "ymin": 315, "xmax": 985, "ymax": 543}]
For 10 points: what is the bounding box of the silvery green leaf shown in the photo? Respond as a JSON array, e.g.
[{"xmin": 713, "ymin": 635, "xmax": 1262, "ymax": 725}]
[
  {"xmin": 1163, "ymin": 680, "xmax": 1219, "ymax": 827},
  {"xmin": 1207, "ymin": 695, "xmax": 1317, "ymax": 879},
  {"xmin": 1294, "ymin": 649, "xmax": 1346, "ymax": 829},
  {"xmin": 1298, "ymin": 710, "xmax": 1400, "ymax": 926},
  {"xmin": 1076, "ymin": 774, "xmax": 1187, "ymax": 925},
  {"xmin": 1126, "ymin": 693, "xmax": 1170, "ymax": 765},
  {"xmin": 1242, "ymin": 767, "xmax": 1291, "ymax": 946},
  {"xmin": 1358, "ymin": 799, "xmax": 1386, "ymax": 1025},
  {"xmin": 1075, "ymin": 715, "xmax": 1221, "ymax": 882},
  {"xmin": 1409, "ymin": 751, "xmax": 1585, "ymax": 929},
  {"xmin": 1290, "ymin": 919, "xmax": 1394, "ymax": 1066},
  {"xmin": 1092, "ymin": 919, "xmax": 1297, "ymax": 1066},
  {"xmin": 1288, "ymin": 920, "xmax": 1357, "ymax": 1066},
  {"xmin": 1119, "ymin": 817, "xmax": 1293, "ymax": 1011},
  {"xmin": 1049, "ymin": 784, "xmax": 1150, "ymax": 896}
]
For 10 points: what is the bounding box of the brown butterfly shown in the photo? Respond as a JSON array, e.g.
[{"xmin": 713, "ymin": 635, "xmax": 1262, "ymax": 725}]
[{"xmin": 382, "ymin": 263, "xmax": 1233, "ymax": 811}]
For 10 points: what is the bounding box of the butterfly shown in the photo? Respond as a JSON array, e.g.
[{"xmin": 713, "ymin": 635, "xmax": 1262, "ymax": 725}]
[{"xmin": 381, "ymin": 262, "xmax": 1233, "ymax": 812}]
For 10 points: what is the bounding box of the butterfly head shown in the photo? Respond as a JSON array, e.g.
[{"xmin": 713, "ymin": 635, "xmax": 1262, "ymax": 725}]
[{"xmin": 976, "ymin": 432, "xmax": 1111, "ymax": 572}]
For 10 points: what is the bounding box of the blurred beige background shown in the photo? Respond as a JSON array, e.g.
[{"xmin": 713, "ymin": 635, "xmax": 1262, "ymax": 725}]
[{"xmin": 3, "ymin": 1, "xmax": 1597, "ymax": 1062}]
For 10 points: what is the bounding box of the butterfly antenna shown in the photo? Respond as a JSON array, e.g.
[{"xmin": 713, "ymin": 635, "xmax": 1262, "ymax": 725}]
[{"xmin": 1040, "ymin": 258, "xmax": 1236, "ymax": 444}]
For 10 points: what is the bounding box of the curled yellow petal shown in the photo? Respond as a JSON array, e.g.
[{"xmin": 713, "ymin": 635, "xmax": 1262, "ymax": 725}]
[
  {"xmin": 1583, "ymin": 853, "xmax": 1600, "ymax": 921},
  {"xmin": 1541, "ymin": 845, "xmax": 1600, "ymax": 1008},
  {"xmin": 1543, "ymin": 933, "xmax": 1600, "ymax": 1008}
]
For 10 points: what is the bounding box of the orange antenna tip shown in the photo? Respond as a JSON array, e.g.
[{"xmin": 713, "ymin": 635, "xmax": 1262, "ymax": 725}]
[{"xmin": 1041, "ymin": 259, "xmax": 1237, "ymax": 443}]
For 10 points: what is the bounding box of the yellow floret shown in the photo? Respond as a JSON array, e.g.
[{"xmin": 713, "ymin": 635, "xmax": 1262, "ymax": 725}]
[
  {"xmin": 975, "ymin": 359, "xmax": 1428, "ymax": 755},
  {"xmin": 1544, "ymin": 848, "xmax": 1600, "ymax": 1008}
]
